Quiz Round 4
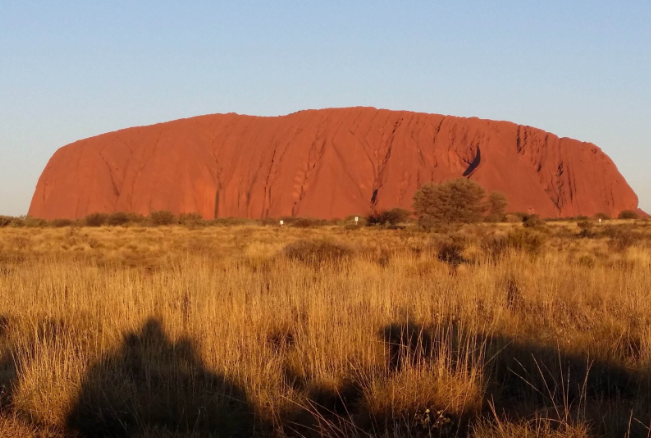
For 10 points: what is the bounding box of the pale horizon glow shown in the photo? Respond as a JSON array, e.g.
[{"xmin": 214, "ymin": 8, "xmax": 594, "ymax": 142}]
[{"xmin": 1, "ymin": 1, "xmax": 649, "ymax": 215}]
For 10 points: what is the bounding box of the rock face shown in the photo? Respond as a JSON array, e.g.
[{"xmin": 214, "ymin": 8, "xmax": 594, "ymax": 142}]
[{"xmin": 29, "ymin": 107, "xmax": 642, "ymax": 220}]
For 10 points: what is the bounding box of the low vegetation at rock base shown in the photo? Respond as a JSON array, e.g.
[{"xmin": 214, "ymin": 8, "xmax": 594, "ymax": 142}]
[
  {"xmin": 0, "ymin": 218, "xmax": 650, "ymax": 437},
  {"xmin": 410, "ymin": 179, "xmax": 514, "ymax": 229},
  {"xmin": 366, "ymin": 208, "xmax": 412, "ymax": 228},
  {"xmin": 619, "ymin": 210, "xmax": 640, "ymax": 220}
]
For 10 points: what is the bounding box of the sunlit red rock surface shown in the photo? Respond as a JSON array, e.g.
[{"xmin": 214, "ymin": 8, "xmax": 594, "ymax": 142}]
[{"xmin": 29, "ymin": 107, "xmax": 643, "ymax": 220}]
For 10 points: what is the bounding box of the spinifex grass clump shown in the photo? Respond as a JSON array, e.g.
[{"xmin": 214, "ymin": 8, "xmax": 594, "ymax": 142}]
[
  {"xmin": 283, "ymin": 238, "xmax": 353, "ymax": 269},
  {"xmin": 107, "ymin": 212, "xmax": 130, "ymax": 226},
  {"xmin": 84, "ymin": 212, "xmax": 108, "ymax": 227},
  {"xmin": 430, "ymin": 234, "xmax": 468, "ymax": 266},
  {"xmin": 149, "ymin": 210, "xmax": 177, "ymax": 226},
  {"xmin": 481, "ymin": 228, "xmax": 546, "ymax": 259}
]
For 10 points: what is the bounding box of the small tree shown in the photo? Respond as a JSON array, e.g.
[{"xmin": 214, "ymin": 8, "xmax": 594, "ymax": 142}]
[
  {"xmin": 179, "ymin": 213, "xmax": 204, "ymax": 226},
  {"xmin": 149, "ymin": 210, "xmax": 177, "ymax": 226},
  {"xmin": 413, "ymin": 178, "xmax": 486, "ymax": 227},
  {"xmin": 126, "ymin": 213, "xmax": 147, "ymax": 225},
  {"xmin": 51, "ymin": 218, "xmax": 74, "ymax": 228},
  {"xmin": 367, "ymin": 208, "xmax": 411, "ymax": 227},
  {"xmin": 107, "ymin": 212, "xmax": 130, "ymax": 226},
  {"xmin": 85, "ymin": 213, "xmax": 108, "ymax": 227},
  {"xmin": 24, "ymin": 217, "xmax": 48, "ymax": 227},
  {"xmin": 0, "ymin": 216, "xmax": 13, "ymax": 228},
  {"xmin": 522, "ymin": 214, "xmax": 546, "ymax": 229},
  {"xmin": 618, "ymin": 210, "xmax": 639, "ymax": 220},
  {"xmin": 486, "ymin": 192, "xmax": 509, "ymax": 222}
]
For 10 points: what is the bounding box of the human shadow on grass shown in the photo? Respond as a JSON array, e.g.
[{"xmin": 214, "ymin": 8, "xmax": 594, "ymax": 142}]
[
  {"xmin": 279, "ymin": 320, "xmax": 650, "ymax": 438},
  {"xmin": 3, "ymin": 313, "xmax": 649, "ymax": 437},
  {"xmin": 379, "ymin": 321, "xmax": 651, "ymax": 437},
  {"xmin": 381, "ymin": 321, "xmax": 433, "ymax": 372},
  {"xmin": 0, "ymin": 315, "xmax": 60, "ymax": 435},
  {"xmin": 484, "ymin": 333, "xmax": 650, "ymax": 438},
  {"xmin": 281, "ymin": 365, "xmax": 364, "ymax": 438},
  {"xmin": 0, "ymin": 315, "xmax": 18, "ymax": 413},
  {"xmin": 66, "ymin": 318, "xmax": 264, "ymax": 437},
  {"xmin": 278, "ymin": 323, "xmax": 441, "ymax": 438},
  {"xmin": 0, "ymin": 316, "xmax": 67, "ymax": 411}
]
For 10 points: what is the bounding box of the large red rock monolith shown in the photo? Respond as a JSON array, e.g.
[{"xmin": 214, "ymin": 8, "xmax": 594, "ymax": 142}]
[{"xmin": 29, "ymin": 107, "xmax": 642, "ymax": 220}]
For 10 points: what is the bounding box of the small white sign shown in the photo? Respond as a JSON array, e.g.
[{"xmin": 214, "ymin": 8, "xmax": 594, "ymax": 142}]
[
  {"xmin": 354, "ymin": 216, "xmax": 359, "ymax": 224},
  {"xmin": 280, "ymin": 220, "xmax": 284, "ymax": 226}
]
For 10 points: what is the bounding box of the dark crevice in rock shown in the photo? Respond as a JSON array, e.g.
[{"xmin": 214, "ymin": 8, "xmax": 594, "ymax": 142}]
[{"xmin": 463, "ymin": 147, "xmax": 481, "ymax": 177}]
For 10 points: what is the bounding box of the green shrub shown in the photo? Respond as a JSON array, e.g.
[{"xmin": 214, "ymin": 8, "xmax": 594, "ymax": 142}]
[
  {"xmin": 413, "ymin": 178, "xmax": 487, "ymax": 227},
  {"xmin": 367, "ymin": 208, "xmax": 411, "ymax": 227},
  {"xmin": 260, "ymin": 218, "xmax": 279, "ymax": 226},
  {"xmin": 511, "ymin": 212, "xmax": 529, "ymax": 220},
  {"xmin": 618, "ymin": 210, "xmax": 639, "ymax": 220},
  {"xmin": 0, "ymin": 216, "xmax": 13, "ymax": 228},
  {"xmin": 107, "ymin": 212, "xmax": 130, "ymax": 226},
  {"xmin": 24, "ymin": 216, "xmax": 48, "ymax": 227},
  {"xmin": 149, "ymin": 210, "xmax": 177, "ymax": 226},
  {"xmin": 292, "ymin": 217, "xmax": 329, "ymax": 228},
  {"xmin": 85, "ymin": 213, "xmax": 108, "ymax": 227},
  {"xmin": 179, "ymin": 213, "xmax": 204, "ymax": 227},
  {"xmin": 283, "ymin": 239, "xmax": 353, "ymax": 268},
  {"xmin": 126, "ymin": 213, "xmax": 146, "ymax": 225},
  {"xmin": 51, "ymin": 218, "xmax": 74, "ymax": 228},
  {"xmin": 258, "ymin": 216, "xmax": 329, "ymax": 228},
  {"xmin": 208, "ymin": 217, "xmax": 256, "ymax": 226},
  {"xmin": 8, "ymin": 216, "xmax": 25, "ymax": 227},
  {"xmin": 486, "ymin": 192, "xmax": 509, "ymax": 222},
  {"xmin": 521, "ymin": 214, "xmax": 546, "ymax": 229},
  {"xmin": 278, "ymin": 216, "xmax": 299, "ymax": 226}
]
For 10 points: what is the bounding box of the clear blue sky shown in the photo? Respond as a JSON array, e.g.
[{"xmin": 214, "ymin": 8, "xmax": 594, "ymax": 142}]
[{"xmin": 1, "ymin": 1, "xmax": 650, "ymax": 215}]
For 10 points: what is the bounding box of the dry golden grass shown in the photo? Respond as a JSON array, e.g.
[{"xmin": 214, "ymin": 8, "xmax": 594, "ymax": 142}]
[{"xmin": 0, "ymin": 221, "xmax": 650, "ymax": 437}]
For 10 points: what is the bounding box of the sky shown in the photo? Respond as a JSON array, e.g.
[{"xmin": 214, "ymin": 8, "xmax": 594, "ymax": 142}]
[{"xmin": 1, "ymin": 1, "xmax": 650, "ymax": 216}]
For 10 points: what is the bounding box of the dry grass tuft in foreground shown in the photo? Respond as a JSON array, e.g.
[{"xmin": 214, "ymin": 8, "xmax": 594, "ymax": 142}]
[{"xmin": 0, "ymin": 221, "xmax": 650, "ymax": 437}]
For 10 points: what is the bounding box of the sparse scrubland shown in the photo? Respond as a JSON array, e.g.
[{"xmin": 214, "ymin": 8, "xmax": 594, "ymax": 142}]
[{"xmin": 0, "ymin": 217, "xmax": 650, "ymax": 437}]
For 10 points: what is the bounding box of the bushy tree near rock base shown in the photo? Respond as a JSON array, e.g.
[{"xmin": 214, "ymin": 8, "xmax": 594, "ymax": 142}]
[{"xmin": 413, "ymin": 178, "xmax": 510, "ymax": 228}]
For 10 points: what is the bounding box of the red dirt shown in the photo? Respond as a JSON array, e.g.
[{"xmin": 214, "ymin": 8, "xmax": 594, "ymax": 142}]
[{"xmin": 29, "ymin": 107, "xmax": 642, "ymax": 220}]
